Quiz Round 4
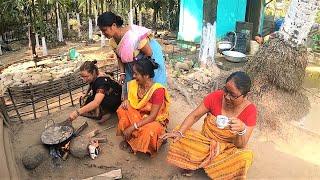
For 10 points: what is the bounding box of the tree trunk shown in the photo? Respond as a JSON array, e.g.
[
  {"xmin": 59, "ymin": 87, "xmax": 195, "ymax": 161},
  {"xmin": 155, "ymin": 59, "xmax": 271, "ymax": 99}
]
[
  {"xmin": 45, "ymin": 1, "xmax": 48, "ymax": 22},
  {"xmin": 100, "ymin": 0, "xmax": 104, "ymax": 13},
  {"xmin": 29, "ymin": 28, "xmax": 37, "ymax": 60},
  {"xmin": 135, "ymin": 6, "xmax": 138, "ymax": 25},
  {"xmin": 29, "ymin": 0, "xmax": 37, "ymax": 59},
  {"xmin": 168, "ymin": 0, "xmax": 175, "ymax": 30},
  {"xmin": 106, "ymin": 0, "xmax": 109, "ymax": 11},
  {"xmin": 31, "ymin": 0, "xmax": 36, "ymax": 25},
  {"xmin": 89, "ymin": 18, "xmax": 93, "ymax": 40},
  {"xmin": 175, "ymin": 0, "xmax": 181, "ymax": 31},
  {"xmin": 138, "ymin": 6, "xmax": 142, "ymax": 26},
  {"xmin": 77, "ymin": 13, "xmax": 81, "ymax": 37},
  {"xmin": 152, "ymin": 1, "xmax": 160, "ymax": 29},
  {"xmin": 96, "ymin": 0, "xmax": 99, "ymax": 15},
  {"xmin": 41, "ymin": 37, "xmax": 48, "ymax": 56},
  {"xmin": 75, "ymin": 0, "xmax": 80, "ymax": 13},
  {"xmin": 279, "ymin": 0, "xmax": 319, "ymax": 47},
  {"xmin": 199, "ymin": 0, "xmax": 217, "ymax": 66},
  {"xmin": 89, "ymin": 0, "xmax": 93, "ymax": 17},
  {"xmin": 86, "ymin": 0, "xmax": 89, "ymax": 17},
  {"xmin": 116, "ymin": 0, "xmax": 119, "ymax": 12},
  {"xmin": 54, "ymin": 3, "xmax": 58, "ymax": 29}
]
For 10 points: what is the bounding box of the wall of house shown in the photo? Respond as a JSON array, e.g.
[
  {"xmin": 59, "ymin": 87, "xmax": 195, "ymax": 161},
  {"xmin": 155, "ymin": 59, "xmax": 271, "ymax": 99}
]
[{"xmin": 216, "ymin": 0, "xmax": 247, "ymax": 38}]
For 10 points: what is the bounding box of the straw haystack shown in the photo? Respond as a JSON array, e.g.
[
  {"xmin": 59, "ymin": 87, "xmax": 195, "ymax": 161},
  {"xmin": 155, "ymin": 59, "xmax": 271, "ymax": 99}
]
[{"xmin": 246, "ymin": 38, "xmax": 308, "ymax": 92}]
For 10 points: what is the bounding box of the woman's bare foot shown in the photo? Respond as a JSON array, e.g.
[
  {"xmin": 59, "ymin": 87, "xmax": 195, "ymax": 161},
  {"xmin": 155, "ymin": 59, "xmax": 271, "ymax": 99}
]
[
  {"xmin": 97, "ymin": 113, "xmax": 111, "ymax": 124},
  {"xmin": 119, "ymin": 141, "xmax": 133, "ymax": 153}
]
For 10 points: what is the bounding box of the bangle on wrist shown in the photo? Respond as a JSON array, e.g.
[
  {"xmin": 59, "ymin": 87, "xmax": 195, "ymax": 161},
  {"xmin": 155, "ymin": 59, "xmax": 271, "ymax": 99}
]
[
  {"xmin": 133, "ymin": 123, "xmax": 139, "ymax": 130},
  {"xmin": 237, "ymin": 125, "xmax": 247, "ymax": 136},
  {"xmin": 175, "ymin": 130, "xmax": 185, "ymax": 138}
]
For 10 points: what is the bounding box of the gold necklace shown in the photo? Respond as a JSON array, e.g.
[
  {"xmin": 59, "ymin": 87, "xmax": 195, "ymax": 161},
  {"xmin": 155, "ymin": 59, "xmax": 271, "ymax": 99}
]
[{"xmin": 138, "ymin": 82, "xmax": 152, "ymax": 98}]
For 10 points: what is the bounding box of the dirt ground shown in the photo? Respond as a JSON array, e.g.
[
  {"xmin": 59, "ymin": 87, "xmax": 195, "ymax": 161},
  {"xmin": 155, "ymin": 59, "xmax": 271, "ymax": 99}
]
[{"xmin": 1, "ymin": 41, "xmax": 320, "ymax": 179}]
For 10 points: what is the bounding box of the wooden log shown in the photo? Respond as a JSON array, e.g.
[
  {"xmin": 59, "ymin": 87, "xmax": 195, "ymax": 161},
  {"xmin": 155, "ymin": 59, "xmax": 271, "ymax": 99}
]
[
  {"xmin": 73, "ymin": 121, "xmax": 88, "ymax": 136},
  {"xmin": 83, "ymin": 169, "xmax": 122, "ymax": 180}
]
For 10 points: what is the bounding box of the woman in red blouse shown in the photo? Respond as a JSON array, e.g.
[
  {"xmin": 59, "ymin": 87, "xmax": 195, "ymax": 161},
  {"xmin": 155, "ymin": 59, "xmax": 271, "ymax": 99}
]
[
  {"xmin": 116, "ymin": 57, "xmax": 170, "ymax": 156},
  {"xmin": 161, "ymin": 71, "xmax": 257, "ymax": 179}
]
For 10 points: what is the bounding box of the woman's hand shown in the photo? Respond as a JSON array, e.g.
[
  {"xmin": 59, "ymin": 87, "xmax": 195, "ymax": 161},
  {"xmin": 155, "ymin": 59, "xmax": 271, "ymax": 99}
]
[
  {"xmin": 229, "ymin": 117, "xmax": 246, "ymax": 133},
  {"xmin": 123, "ymin": 126, "xmax": 135, "ymax": 140},
  {"xmin": 121, "ymin": 100, "xmax": 130, "ymax": 110},
  {"xmin": 69, "ymin": 110, "xmax": 79, "ymax": 121},
  {"xmin": 160, "ymin": 131, "xmax": 184, "ymax": 143}
]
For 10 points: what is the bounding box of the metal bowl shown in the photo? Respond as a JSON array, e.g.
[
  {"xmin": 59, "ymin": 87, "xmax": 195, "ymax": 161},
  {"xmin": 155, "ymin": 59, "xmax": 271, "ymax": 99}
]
[
  {"xmin": 217, "ymin": 41, "xmax": 233, "ymax": 53},
  {"xmin": 222, "ymin": 50, "xmax": 247, "ymax": 63}
]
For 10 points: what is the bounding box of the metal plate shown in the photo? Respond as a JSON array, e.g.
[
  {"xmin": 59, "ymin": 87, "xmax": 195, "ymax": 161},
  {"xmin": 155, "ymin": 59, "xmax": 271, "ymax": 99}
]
[
  {"xmin": 222, "ymin": 50, "xmax": 247, "ymax": 63},
  {"xmin": 41, "ymin": 125, "xmax": 73, "ymax": 145}
]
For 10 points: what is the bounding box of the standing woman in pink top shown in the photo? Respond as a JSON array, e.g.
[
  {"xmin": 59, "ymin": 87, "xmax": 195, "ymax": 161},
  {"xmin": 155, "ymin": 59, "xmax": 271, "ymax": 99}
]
[{"xmin": 97, "ymin": 12, "xmax": 167, "ymax": 100}]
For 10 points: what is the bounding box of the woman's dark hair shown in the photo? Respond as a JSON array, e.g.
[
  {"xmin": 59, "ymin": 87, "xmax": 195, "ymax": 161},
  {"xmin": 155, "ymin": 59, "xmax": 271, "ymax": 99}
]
[
  {"xmin": 133, "ymin": 57, "xmax": 159, "ymax": 78},
  {"xmin": 226, "ymin": 71, "xmax": 251, "ymax": 96},
  {"xmin": 80, "ymin": 60, "xmax": 98, "ymax": 75},
  {"xmin": 97, "ymin": 12, "xmax": 124, "ymax": 27}
]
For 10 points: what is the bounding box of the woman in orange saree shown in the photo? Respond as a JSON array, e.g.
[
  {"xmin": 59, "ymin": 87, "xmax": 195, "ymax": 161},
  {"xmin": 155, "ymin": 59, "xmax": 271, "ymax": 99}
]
[
  {"xmin": 117, "ymin": 57, "xmax": 170, "ymax": 155},
  {"xmin": 161, "ymin": 71, "xmax": 257, "ymax": 179}
]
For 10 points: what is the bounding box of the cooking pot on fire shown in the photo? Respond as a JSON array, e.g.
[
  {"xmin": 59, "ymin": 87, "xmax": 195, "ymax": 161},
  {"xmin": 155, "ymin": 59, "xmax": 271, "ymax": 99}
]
[{"xmin": 41, "ymin": 119, "xmax": 74, "ymax": 145}]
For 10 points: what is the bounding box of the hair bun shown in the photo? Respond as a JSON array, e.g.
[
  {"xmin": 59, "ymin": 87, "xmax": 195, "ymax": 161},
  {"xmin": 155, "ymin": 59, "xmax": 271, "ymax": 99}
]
[
  {"xmin": 148, "ymin": 58, "xmax": 159, "ymax": 70},
  {"xmin": 92, "ymin": 60, "xmax": 98, "ymax": 64},
  {"xmin": 115, "ymin": 15, "xmax": 124, "ymax": 26}
]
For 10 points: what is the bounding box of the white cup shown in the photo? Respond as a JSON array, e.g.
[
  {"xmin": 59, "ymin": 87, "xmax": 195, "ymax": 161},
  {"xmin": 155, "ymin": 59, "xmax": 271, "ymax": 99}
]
[{"xmin": 216, "ymin": 115, "xmax": 230, "ymax": 129}]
